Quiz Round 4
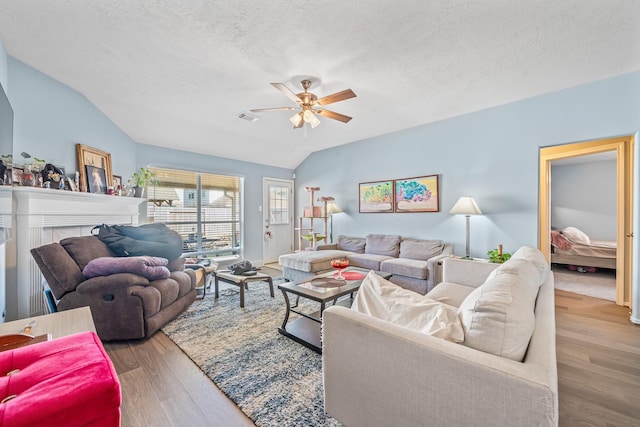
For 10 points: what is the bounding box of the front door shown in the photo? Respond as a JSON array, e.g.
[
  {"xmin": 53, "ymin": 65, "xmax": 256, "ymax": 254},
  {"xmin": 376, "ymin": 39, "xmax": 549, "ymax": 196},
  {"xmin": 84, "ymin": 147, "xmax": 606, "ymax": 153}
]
[{"xmin": 263, "ymin": 178, "xmax": 294, "ymax": 264}]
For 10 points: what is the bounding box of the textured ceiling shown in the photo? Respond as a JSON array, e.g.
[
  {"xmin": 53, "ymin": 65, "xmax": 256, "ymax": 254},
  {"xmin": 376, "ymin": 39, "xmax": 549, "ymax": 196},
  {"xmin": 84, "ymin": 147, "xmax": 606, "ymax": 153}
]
[{"xmin": 1, "ymin": 1, "xmax": 639, "ymax": 169}]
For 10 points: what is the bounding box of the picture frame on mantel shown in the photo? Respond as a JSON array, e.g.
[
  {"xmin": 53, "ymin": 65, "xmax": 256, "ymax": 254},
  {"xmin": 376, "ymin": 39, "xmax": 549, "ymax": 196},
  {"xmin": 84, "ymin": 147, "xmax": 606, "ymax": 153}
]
[{"xmin": 76, "ymin": 144, "xmax": 113, "ymax": 193}]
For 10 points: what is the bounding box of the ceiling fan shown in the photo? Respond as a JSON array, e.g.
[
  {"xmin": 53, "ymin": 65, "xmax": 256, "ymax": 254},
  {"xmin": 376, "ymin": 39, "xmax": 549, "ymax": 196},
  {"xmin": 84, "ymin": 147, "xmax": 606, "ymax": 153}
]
[{"xmin": 250, "ymin": 79, "xmax": 356, "ymax": 129}]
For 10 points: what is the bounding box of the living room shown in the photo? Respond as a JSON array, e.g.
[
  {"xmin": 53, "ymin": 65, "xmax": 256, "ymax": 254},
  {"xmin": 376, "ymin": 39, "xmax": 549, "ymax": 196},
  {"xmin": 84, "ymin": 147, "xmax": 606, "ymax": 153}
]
[{"xmin": 1, "ymin": 2, "xmax": 640, "ymax": 426}]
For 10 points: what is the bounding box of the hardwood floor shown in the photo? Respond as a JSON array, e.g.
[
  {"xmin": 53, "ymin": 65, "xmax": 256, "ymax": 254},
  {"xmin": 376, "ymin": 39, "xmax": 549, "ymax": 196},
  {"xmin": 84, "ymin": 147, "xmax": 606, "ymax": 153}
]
[
  {"xmin": 104, "ymin": 288, "xmax": 640, "ymax": 426},
  {"xmin": 555, "ymin": 290, "xmax": 640, "ymax": 426}
]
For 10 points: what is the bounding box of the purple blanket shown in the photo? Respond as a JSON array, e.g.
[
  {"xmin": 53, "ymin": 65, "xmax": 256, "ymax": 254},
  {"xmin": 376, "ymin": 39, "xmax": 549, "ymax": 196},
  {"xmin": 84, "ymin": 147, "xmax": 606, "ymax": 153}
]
[{"xmin": 83, "ymin": 256, "xmax": 171, "ymax": 280}]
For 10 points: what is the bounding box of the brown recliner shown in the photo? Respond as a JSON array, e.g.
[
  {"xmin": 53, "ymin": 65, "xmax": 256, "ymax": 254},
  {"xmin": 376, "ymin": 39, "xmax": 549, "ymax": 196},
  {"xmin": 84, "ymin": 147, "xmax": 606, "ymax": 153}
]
[{"xmin": 31, "ymin": 235, "xmax": 196, "ymax": 341}]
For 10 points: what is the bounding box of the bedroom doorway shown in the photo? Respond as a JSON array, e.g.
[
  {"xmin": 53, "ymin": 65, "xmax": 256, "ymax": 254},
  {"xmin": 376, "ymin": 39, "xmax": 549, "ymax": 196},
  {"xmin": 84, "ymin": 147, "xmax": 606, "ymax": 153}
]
[{"xmin": 539, "ymin": 135, "xmax": 635, "ymax": 306}]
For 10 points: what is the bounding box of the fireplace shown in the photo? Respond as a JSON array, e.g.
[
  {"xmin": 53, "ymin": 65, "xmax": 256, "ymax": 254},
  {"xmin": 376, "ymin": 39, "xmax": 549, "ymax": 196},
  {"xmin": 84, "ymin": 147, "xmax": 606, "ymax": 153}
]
[{"xmin": 6, "ymin": 187, "xmax": 144, "ymax": 320}]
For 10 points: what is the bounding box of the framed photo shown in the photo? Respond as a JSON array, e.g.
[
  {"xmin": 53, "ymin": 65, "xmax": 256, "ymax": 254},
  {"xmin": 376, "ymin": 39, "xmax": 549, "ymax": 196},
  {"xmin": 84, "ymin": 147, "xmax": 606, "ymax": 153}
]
[
  {"xmin": 394, "ymin": 175, "xmax": 440, "ymax": 213},
  {"xmin": 112, "ymin": 175, "xmax": 122, "ymax": 189},
  {"xmin": 76, "ymin": 144, "xmax": 113, "ymax": 193},
  {"xmin": 86, "ymin": 165, "xmax": 107, "ymax": 194},
  {"xmin": 66, "ymin": 177, "xmax": 77, "ymax": 191},
  {"xmin": 12, "ymin": 166, "xmax": 23, "ymax": 185},
  {"xmin": 359, "ymin": 180, "xmax": 394, "ymax": 213}
]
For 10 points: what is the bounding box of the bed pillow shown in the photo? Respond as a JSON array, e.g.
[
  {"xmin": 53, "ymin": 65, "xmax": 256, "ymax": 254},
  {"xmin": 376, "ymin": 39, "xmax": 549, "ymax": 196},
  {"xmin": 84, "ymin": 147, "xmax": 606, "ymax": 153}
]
[
  {"xmin": 352, "ymin": 271, "xmax": 464, "ymax": 342},
  {"xmin": 83, "ymin": 256, "xmax": 171, "ymax": 280},
  {"xmin": 562, "ymin": 226, "xmax": 591, "ymax": 245}
]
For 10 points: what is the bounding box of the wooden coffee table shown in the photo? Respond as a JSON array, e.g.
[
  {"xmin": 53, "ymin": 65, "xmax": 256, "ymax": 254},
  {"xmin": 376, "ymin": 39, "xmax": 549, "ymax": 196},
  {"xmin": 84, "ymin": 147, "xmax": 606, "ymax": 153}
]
[
  {"xmin": 213, "ymin": 270, "xmax": 274, "ymax": 308},
  {"xmin": 278, "ymin": 267, "xmax": 390, "ymax": 353}
]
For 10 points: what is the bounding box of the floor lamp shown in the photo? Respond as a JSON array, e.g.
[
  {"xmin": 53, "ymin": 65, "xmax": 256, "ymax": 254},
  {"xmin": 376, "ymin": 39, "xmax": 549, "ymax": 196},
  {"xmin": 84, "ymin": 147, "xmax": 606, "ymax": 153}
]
[
  {"xmin": 449, "ymin": 196, "xmax": 482, "ymax": 259},
  {"xmin": 326, "ymin": 202, "xmax": 342, "ymax": 243}
]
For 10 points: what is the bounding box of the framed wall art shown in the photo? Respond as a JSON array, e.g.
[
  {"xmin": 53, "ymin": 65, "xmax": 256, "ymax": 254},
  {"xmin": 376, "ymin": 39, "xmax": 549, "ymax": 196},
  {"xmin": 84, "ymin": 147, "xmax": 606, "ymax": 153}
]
[
  {"xmin": 86, "ymin": 165, "xmax": 107, "ymax": 194},
  {"xmin": 394, "ymin": 174, "xmax": 439, "ymax": 213},
  {"xmin": 76, "ymin": 144, "xmax": 113, "ymax": 193},
  {"xmin": 359, "ymin": 180, "xmax": 394, "ymax": 213}
]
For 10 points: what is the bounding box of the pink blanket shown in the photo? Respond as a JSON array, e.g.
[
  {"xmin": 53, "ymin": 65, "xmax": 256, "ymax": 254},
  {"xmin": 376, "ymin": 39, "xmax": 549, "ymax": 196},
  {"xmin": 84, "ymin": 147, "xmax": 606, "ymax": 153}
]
[
  {"xmin": 83, "ymin": 256, "xmax": 171, "ymax": 280},
  {"xmin": 551, "ymin": 230, "xmax": 572, "ymax": 250}
]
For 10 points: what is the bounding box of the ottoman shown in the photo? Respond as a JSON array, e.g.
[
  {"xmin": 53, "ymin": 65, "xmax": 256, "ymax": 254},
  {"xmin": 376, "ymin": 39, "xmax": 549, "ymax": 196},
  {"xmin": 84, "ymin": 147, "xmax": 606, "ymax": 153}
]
[
  {"xmin": 0, "ymin": 331, "xmax": 121, "ymax": 426},
  {"xmin": 279, "ymin": 250, "xmax": 352, "ymax": 281}
]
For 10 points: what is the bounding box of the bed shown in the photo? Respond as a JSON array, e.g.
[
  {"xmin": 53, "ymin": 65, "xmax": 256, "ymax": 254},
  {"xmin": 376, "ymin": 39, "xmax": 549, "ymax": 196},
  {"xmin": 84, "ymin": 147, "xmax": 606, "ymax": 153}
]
[{"xmin": 550, "ymin": 227, "xmax": 617, "ymax": 270}]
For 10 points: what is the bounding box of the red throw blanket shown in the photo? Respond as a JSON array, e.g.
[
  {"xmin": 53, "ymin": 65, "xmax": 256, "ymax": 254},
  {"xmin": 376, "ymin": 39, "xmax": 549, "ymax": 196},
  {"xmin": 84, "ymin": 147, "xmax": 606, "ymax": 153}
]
[{"xmin": 551, "ymin": 230, "xmax": 572, "ymax": 250}]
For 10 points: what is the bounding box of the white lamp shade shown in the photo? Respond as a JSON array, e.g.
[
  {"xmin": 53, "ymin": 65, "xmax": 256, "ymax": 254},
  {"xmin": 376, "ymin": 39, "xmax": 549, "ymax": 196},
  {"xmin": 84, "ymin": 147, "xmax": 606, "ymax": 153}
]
[
  {"xmin": 449, "ymin": 197, "xmax": 482, "ymax": 215},
  {"xmin": 326, "ymin": 202, "xmax": 343, "ymax": 215}
]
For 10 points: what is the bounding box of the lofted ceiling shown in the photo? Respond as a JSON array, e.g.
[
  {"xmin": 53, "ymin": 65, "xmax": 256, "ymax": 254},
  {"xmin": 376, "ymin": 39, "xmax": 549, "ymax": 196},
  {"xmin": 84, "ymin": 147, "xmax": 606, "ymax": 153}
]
[{"xmin": 0, "ymin": 1, "xmax": 639, "ymax": 169}]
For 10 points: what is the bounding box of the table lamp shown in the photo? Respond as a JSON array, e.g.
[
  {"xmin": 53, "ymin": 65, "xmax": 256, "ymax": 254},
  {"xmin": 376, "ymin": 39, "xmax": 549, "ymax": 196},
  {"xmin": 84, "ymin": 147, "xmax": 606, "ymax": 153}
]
[
  {"xmin": 449, "ymin": 196, "xmax": 482, "ymax": 259},
  {"xmin": 326, "ymin": 201, "xmax": 343, "ymax": 243}
]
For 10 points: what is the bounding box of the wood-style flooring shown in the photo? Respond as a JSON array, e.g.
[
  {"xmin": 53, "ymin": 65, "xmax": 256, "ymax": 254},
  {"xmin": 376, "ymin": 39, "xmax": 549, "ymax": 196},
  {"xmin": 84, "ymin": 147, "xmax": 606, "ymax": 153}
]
[{"xmin": 104, "ymin": 288, "xmax": 640, "ymax": 427}]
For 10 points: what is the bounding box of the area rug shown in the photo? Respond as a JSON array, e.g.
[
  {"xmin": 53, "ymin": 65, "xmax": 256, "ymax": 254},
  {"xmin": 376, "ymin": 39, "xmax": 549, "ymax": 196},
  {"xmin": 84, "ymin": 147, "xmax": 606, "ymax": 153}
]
[
  {"xmin": 552, "ymin": 266, "xmax": 616, "ymax": 302},
  {"xmin": 161, "ymin": 281, "xmax": 341, "ymax": 427}
]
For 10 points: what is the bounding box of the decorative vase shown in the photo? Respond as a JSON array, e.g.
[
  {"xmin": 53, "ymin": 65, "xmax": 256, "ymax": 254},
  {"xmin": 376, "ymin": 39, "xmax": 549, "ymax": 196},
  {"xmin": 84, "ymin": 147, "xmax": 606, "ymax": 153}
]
[{"xmin": 133, "ymin": 186, "xmax": 144, "ymax": 198}]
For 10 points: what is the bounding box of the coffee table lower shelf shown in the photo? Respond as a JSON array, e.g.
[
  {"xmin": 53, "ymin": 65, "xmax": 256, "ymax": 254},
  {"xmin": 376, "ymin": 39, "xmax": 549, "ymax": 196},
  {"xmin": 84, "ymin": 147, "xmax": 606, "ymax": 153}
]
[{"xmin": 278, "ymin": 299, "xmax": 352, "ymax": 354}]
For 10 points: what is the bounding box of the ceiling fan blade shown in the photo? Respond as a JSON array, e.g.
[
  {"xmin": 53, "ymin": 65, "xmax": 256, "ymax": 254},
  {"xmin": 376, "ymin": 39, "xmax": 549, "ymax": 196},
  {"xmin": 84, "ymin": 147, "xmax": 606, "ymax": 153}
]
[
  {"xmin": 316, "ymin": 89, "xmax": 356, "ymax": 106},
  {"xmin": 250, "ymin": 107, "xmax": 296, "ymax": 113},
  {"xmin": 316, "ymin": 109, "xmax": 352, "ymax": 123},
  {"xmin": 271, "ymin": 83, "xmax": 303, "ymax": 104}
]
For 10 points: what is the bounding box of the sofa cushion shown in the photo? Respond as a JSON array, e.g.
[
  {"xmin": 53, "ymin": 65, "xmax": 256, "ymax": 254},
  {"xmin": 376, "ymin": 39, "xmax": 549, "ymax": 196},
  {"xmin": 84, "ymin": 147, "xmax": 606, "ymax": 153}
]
[
  {"xmin": 346, "ymin": 253, "xmax": 393, "ymax": 271},
  {"xmin": 510, "ymin": 246, "xmax": 550, "ymax": 285},
  {"xmin": 352, "ymin": 271, "xmax": 464, "ymax": 342},
  {"xmin": 60, "ymin": 236, "xmax": 114, "ymax": 270},
  {"xmin": 365, "ymin": 234, "xmax": 401, "ymax": 257},
  {"xmin": 337, "ymin": 236, "xmax": 366, "ymax": 253},
  {"xmin": 279, "ymin": 250, "xmax": 352, "ymax": 273},
  {"xmin": 458, "ymin": 270, "xmax": 536, "ymax": 362},
  {"xmin": 399, "ymin": 238, "xmax": 444, "ymax": 261},
  {"xmin": 493, "ymin": 258, "xmax": 542, "ymax": 299},
  {"xmin": 426, "ymin": 281, "xmax": 475, "ymax": 307},
  {"xmin": 380, "ymin": 258, "xmax": 428, "ymax": 280}
]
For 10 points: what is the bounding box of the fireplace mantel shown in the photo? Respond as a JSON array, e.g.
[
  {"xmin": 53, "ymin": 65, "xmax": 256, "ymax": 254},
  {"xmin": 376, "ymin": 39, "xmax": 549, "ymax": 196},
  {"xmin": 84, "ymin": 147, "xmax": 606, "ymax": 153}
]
[{"xmin": 7, "ymin": 187, "xmax": 144, "ymax": 320}]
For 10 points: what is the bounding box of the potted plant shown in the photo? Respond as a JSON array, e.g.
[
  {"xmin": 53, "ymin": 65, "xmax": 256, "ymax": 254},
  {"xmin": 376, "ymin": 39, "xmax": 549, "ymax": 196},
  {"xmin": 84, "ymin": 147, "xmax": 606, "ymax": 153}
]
[
  {"xmin": 487, "ymin": 244, "xmax": 511, "ymax": 263},
  {"xmin": 128, "ymin": 167, "xmax": 156, "ymax": 197}
]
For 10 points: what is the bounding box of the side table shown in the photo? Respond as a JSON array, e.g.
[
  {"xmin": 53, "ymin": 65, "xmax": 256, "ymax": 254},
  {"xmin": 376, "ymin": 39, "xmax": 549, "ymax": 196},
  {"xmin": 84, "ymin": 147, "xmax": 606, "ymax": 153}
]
[{"xmin": 213, "ymin": 270, "xmax": 275, "ymax": 307}]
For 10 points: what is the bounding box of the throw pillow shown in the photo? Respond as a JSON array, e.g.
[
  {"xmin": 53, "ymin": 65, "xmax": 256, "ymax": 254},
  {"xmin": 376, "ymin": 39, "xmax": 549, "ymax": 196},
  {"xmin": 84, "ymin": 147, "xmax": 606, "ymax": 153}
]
[
  {"xmin": 365, "ymin": 234, "xmax": 401, "ymax": 257},
  {"xmin": 352, "ymin": 271, "xmax": 464, "ymax": 342},
  {"xmin": 457, "ymin": 271, "xmax": 536, "ymax": 362},
  {"xmin": 83, "ymin": 256, "xmax": 171, "ymax": 280},
  {"xmin": 337, "ymin": 236, "xmax": 366, "ymax": 253},
  {"xmin": 399, "ymin": 238, "xmax": 444, "ymax": 261},
  {"xmin": 562, "ymin": 226, "xmax": 591, "ymax": 245}
]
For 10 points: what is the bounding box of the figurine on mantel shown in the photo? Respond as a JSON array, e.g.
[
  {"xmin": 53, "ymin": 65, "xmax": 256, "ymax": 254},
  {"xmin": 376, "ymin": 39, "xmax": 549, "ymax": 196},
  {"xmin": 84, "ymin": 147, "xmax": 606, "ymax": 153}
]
[{"xmin": 41, "ymin": 163, "xmax": 65, "ymax": 190}]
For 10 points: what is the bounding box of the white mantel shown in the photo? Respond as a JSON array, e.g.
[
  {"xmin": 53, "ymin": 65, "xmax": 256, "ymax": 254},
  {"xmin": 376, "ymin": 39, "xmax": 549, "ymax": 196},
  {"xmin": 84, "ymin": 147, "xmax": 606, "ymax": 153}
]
[{"xmin": 6, "ymin": 187, "xmax": 144, "ymax": 320}]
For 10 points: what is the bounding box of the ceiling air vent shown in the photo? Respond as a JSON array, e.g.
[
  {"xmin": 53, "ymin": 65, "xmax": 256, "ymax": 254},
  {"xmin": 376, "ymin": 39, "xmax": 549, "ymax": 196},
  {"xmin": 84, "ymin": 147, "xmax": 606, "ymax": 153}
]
[{"xmin": 238, "ymin": 111, "xmax": 259, "ymax": 122}]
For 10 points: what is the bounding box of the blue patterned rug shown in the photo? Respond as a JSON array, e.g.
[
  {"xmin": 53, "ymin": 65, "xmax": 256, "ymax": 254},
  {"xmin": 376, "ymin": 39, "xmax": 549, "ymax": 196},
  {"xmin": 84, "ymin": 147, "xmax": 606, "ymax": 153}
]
[{"xmin": 161, "ymin": 280, "xmax": 341, "ymax": 427}]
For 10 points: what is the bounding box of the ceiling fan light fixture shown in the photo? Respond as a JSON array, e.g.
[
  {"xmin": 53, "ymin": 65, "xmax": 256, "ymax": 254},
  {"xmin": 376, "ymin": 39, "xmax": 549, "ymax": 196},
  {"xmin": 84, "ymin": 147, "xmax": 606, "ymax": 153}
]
[
  {"xmin": 308, "ymin": 113, "xmax": 321, "ymax": 128},
  {"xmin": 289, "ymin": 112, "xmax": 303, "ymax": 127},
  {"xmin": 302, "ymin": 109, "xmax": 315, "ymax": 123}
]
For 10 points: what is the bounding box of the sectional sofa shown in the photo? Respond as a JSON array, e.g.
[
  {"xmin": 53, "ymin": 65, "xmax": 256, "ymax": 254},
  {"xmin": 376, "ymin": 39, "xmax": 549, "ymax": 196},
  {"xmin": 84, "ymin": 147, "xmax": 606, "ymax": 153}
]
[
  {"xmin": 323, "ymin": 246, "xmax": 558, "ymax": 426},
  {"xmin": 279, "ymin": 234, "xmax": 453, "ymax": 294}
]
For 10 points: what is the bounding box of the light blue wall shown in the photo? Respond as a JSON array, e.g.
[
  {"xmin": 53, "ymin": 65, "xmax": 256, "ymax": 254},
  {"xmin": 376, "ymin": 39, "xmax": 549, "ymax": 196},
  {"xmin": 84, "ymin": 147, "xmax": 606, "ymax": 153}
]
[
  {"xmin": 136, "ymin": 144, "xmax": 293, "ymax": 263},
  {"xmin": 8, "ymin": 58, "xmax": 294, "ymax": 264},
  {"xmin": 0, "ymin": 38, "xmax": 7, "ymax": 90},
  {"xmin": 7, "ymin": 57, "xmax": 137, "ymax": 176},
  {"xmin": 551, "ymin": 160, "xmax": 616, "ymax": 240},
  {"xmin": 295, "ymin": 71, "xmax": 640, "ymax": 258}
]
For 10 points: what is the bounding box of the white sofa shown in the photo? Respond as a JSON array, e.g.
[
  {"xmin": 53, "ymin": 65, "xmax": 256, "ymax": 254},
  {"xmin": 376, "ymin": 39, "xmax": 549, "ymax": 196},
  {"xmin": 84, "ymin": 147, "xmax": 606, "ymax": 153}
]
[
  {"xmin": 323, "ymin": 247, "xmax": 558, "ymax": 427},
  {"xmin": 279, "ymin": 234, "xmax": 453, "ymax": 294}
]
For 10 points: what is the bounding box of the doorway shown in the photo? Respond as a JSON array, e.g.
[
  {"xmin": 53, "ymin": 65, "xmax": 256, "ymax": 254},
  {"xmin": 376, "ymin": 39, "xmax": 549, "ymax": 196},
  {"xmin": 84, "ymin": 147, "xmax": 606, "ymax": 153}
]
[
  {"xmin": 539, "ymin": 135, "xmax": 634, "ymax": 306},
  {"xmin": 262, "ymin": 178, "xmax": 294, "ymax": 264}
]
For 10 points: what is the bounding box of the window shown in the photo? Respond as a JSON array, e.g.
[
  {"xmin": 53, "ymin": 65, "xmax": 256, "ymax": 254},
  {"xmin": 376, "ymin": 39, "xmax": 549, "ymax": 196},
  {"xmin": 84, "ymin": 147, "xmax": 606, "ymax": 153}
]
[
  {"xmin": 269, "ymin": 184, "xmax": 290, "ymax": 225},
  {"xmin": 146, "ymin": 167, "xmax": 243, "ymax": 257}
]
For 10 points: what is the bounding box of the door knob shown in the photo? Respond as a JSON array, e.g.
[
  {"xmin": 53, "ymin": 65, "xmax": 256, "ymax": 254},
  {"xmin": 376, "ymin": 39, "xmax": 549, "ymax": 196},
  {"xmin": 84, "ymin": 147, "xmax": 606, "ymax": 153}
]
[{"xmin": 626, "ymin": 233, "xmax": 634, "ymax": 237}]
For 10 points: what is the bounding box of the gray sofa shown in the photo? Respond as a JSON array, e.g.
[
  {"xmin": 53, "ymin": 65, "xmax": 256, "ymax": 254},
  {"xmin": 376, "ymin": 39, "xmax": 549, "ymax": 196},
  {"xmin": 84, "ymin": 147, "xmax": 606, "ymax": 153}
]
[
  {"xmin": 323, "ymin": 246, "xmax": 558, "ymax": 426},
  {"xmin": 279, "ymin": 234, "xmax": 453, "ymax": 294}
]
